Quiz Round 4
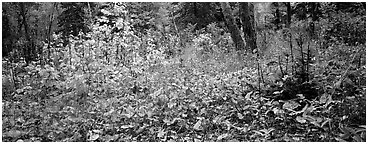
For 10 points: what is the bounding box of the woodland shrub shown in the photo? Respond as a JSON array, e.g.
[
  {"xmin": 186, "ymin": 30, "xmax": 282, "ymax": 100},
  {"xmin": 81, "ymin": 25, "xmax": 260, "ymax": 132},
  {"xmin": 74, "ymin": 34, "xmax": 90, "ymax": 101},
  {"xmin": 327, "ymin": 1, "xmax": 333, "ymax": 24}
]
[{"xmin": 321, "ymin": 11, "xmax": 365, "ymax": 47}]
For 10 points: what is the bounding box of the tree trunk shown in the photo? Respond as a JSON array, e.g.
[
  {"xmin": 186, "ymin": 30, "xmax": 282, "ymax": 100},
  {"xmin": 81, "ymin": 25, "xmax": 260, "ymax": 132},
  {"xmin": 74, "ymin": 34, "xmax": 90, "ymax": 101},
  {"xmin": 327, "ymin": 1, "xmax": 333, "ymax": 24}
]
[
  {"xmin": 309, "ymin": 2, "xmax": 319, "ymax": 39},
  {"xmin": 2, "ymin": 8, "xmax": 12, "ymax": 57},
  {"xmin": 285, "ymin": 2, "xmax": 291, "ymax": 28},
  {"xmin": 47, "ymin": 3, "xmax": 56, "ymax": 42},
  {"xmin": 19, "ymin": 3, "xmax": 32, "ymax": 63},
  {"xmin": 240, "ymin": 2, "xmax": 257, "ymax": 51},
  {"xmin": 220, "ymin": 2, "xmax": 245, "ymax": 51},
  {"xmin": 285, "ymin": 2, "xmax": 293, "ymax": 74},
  {"xmin": 274, "ymin": 2, "xmax": 281, "ymax": 30},
  {"xmin": 46, "ymin": 3, "xmax": 57, "ymax": 62},
  {"xmin": 193, "ymin": 3, "xmax": 198, "ymax": 18}
]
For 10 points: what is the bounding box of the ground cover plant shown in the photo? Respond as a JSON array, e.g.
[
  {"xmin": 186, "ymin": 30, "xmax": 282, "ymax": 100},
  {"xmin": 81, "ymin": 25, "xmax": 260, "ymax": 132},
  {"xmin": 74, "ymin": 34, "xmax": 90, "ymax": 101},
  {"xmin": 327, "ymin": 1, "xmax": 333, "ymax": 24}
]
[{"xmin": 2, "ymin": 2, "xmax": 366, "ymax": 142}]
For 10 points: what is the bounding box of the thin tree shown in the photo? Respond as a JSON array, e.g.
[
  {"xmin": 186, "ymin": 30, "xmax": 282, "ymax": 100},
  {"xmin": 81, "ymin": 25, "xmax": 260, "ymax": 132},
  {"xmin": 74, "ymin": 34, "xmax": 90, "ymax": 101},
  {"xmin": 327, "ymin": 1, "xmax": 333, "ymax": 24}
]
[
  {"xmin": 19, "ymin": 3, "xmax": 32, "ymax": 63},
  {"xmin": 46, "ymin": 2, "xmax": 58, "ymax": 64},
  {"xmin": 220, "ymin": 2, "xmax": 245, "ymax": 52},
  {"xmin": 285, "ymin": 2, "xmax": 291, "ymax": 28},
  {"xmin": 240, "ymin": 2, "xmax": 257, "ymax": 51}
]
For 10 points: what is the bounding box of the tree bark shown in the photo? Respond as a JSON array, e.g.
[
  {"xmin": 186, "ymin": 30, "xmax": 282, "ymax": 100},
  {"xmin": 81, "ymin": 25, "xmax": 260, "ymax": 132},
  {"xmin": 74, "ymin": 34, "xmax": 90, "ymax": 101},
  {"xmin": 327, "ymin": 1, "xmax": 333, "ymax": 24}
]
[
  {"xmin": 19, "ymin": 3, "xmax": 32, "ymax": 63},
  {"xmin": 46, "ymin": 3, "xmax": 57, "ymax": 62},
  {"xmin": 285, "ymin": 2, "xmax": 291, "ymax": 28},
  {"xmin": 309, "ymin": 2, "xmax": 319, "ymax": 39},
  {"xmin": 240, "ymin": 2, "xmax": 257, "ymax": 51},
  {"xmin": 19, "ymin": 3, "xmax": 30, "ymax": 43},
  {"xmin": 274, "ymin": 2, "xmax": 281, "ymax": 30},
  {"xmin": 285, "ymin": 2, "xmax": 294, "ymax": 74},
  {"xmin": 220, "ymin": 2, "xmax": 245, "ymax": 51}
]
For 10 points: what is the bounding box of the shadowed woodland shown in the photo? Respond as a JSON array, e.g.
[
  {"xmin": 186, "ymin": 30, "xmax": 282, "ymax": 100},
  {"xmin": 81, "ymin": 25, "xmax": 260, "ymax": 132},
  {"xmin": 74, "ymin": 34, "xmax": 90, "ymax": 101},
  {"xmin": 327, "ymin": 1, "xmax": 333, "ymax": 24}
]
[{"xmin": 2, "ymin": 2, "xmax": 366, "ymax": 142}]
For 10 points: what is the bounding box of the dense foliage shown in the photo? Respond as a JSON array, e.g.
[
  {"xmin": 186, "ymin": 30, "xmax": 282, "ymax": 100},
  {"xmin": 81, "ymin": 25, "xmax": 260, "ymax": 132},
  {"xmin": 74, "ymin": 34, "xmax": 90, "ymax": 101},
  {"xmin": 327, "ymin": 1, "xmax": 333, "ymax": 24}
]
[{"xmin": 2, "ymin": 2, "xmax": 366, "ymax": 142}]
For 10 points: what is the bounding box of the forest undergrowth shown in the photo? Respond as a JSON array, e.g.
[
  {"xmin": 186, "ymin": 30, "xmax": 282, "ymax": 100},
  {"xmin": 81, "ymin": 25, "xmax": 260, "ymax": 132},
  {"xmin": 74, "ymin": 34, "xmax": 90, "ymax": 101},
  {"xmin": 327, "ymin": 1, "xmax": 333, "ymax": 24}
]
[{"xmin": 2, "ymin": 16, "xmax": 366, "ymax": 142}]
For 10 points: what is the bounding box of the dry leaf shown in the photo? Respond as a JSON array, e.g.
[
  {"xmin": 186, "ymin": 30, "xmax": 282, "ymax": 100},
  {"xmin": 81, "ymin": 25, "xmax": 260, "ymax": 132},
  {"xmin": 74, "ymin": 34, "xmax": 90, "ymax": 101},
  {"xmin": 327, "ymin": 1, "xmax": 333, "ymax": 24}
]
[
  {"xmin": 157, "ymin": 128, "xmax": 166, "ymax": 138},
  {"xmin": 193, "ymin": 119, "xmax": 203, "ymax": 131}
]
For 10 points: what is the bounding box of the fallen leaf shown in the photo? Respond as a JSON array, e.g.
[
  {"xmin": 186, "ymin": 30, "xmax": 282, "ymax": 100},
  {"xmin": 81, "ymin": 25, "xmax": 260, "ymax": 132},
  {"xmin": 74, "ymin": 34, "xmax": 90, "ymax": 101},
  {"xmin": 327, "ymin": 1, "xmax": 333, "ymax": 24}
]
[
  {"xmin": 136, "ymin": 124, "xmax": 148, "ymax": 134},
  {"xmin": 147, "ymin": 110, "xmax": 154, "ymax": 118},
  {"xmin": 157, "ymin": 128, "xmax": 166, "ymax": 138},
  {"xmin": 92, "ymin": 129, "xmax": 103, "ymax": 134},
  {"xmin": 121, "ymin": 125, "xmax": 134, "ymax": 129},
  {"xmin": 237, "ymin": 112, "xmax": 244, "ymax": 119},
  {"xmin": 283, "ymin": 100, "xmax": 300, "ymax": 111},
  {"xmin": 4, "ymin": 130, "xmax": 23, "ymax": 138},
  {"xmin": 319, "ymin": 93, "xmax": 328, "ymax": 104},
  {"xmin": 193, "ymin": 119, "xmax": 203, "ymax": 131},
  {"xmin": 106, "ymin": 134, "xmax": 119, "ymax": 141},
  {"xmin": 335, "ymin": 80, "xmax": 342, "ymax": 89},
  {"xmin": 228, "ymin": 139, "xmax": 239, "ymax": 142},
  {"xmin": 217, "ymin": 133, "xmax": 229, "ymax": 141},
  {"xmin": 272, "ymin": 107, "xmax": 284, "ymax": 115},
  {"xmin": 16, "ymin": 116, "xmax": 25, "ymax": 123},
  {"xmin": 88, "ymin": 134, "xmax": 99, "ymax": 141},
  {"xmin": 194, "ymin": 138, "xmax": 201, "ymax": 142},
  {"xmin": 296, "ymin": 116, "xmax": 307, "ymax": 123},
  {"xmin": 244, "ymin": 91, "xmax": 253, "ymax": 100},
  {"xmin": 353, "ymin": 135, "xmax": 363, "ymax": 142},
  {"xmin": 168, "ymin": 101, "xmax": 176, "ymax": 108}
]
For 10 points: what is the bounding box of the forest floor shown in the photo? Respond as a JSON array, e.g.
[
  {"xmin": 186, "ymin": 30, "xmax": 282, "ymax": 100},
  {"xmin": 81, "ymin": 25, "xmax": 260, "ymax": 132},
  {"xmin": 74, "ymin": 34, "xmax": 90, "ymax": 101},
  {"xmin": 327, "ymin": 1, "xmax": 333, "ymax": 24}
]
[{"xmin": 2, "ymin": 47, "xmax": 366, "ymax": 142}]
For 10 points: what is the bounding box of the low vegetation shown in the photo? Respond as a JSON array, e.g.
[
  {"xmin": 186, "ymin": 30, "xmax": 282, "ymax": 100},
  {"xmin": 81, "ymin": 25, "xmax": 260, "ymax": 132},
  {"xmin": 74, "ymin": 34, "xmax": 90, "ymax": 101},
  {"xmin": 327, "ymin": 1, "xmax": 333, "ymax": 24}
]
[{"xmin": 2, "ymin": 2, "xmax": 365, "ymax": 142}]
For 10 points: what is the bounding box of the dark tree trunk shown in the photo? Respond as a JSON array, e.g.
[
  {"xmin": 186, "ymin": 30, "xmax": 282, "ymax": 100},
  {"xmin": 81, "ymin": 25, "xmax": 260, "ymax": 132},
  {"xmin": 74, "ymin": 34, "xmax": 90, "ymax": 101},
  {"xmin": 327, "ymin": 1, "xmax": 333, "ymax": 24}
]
[
  {"xmin": 19, "ymin": 3, "xmax": 32, "ymax": 63},
  {"xmin": 309, "ymin": 2, "xmax": 319, "ymax": 39},
  {"xmin": 2, "ymin": 9, "xmax": 12, "ymax": 57},
  {"xmin": 193, "ymin": 3, "xmax": 197, "ymax": 17},
  {"xmin": 240, "ymin": 2, "xmax": 257, "ymax": 51},
  {"xmin": 285, "ymin": 2, "xmax": 291, "ymax": 28},
  {"xmin": 47, "ymin": 3, "xmax": 56, "ymax": 42},
  {"xmin": 19, "ymin": 3, "xmax": 30, "ymax": 43},
  {"xmin": 274, "ymin": 2, "xmax": 281, "ymax": 30},
  {"xmin": 220, "ymin": 2, "xmax": 245, "ymax": 51},
  {"xmin": 17, "ymin": 12, "xmax": 22, "ymax": 36},
  {"xmin": 285, "ymin": 2, "xmax": 293, "ymax": 74}
]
